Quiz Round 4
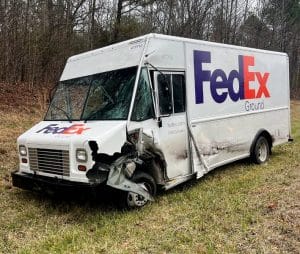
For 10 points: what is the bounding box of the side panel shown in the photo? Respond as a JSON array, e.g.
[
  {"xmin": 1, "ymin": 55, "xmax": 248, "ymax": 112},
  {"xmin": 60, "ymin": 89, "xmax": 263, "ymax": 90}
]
[
  {"xmin": 185, "ymin": 42, "xmax": 290, "ymax": 177},
  {"xmin": 186, "ymin": 43, "xmax": 289, "ymax": 118},
  {"xmin": 190, "ymin": 109, "xmax": 289, "ymax": 178}
]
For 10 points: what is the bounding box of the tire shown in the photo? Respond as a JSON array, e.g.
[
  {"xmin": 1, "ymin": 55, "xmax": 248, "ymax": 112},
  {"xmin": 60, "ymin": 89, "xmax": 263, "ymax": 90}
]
[
  {"xmin": 252, "ymin": 136, "xmax": 270, "ymax": 164},
  {"xmin": 119, "ymin": 171, "xmax": 157, "ymax": 209}
]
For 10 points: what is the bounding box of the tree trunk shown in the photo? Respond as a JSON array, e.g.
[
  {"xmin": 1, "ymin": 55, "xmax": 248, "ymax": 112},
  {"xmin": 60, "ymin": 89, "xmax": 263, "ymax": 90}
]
[{"xmin": 114, "ymin": 0, "xmax": 123, "ymax": 42}]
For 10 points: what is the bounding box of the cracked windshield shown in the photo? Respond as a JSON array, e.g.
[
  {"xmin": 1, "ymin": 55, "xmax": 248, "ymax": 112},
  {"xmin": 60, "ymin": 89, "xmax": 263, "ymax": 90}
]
[{"xmin": 45, "ymin": 66, "xmax": 137, "ymax": 121}]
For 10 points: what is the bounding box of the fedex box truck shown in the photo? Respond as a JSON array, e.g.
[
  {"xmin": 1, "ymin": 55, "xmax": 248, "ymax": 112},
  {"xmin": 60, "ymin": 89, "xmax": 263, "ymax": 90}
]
[{"xmin": 12, "ymin": 34, "xmax": 291, "ymax": 208}]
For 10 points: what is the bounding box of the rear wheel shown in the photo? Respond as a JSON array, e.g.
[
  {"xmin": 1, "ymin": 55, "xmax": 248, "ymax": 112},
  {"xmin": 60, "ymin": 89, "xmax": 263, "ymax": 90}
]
[
  {"xmin": 119, "ymin": 171, "xmax": 156, "ymax": 209},
  {"xmin": 252, "ymin": 136, "xmax": 270, "ymax": 164}
]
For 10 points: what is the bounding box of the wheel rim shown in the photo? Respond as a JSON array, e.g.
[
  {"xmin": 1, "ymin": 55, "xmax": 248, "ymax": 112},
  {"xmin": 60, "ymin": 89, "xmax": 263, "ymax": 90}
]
[
  {"xmin": 127, "ymin": 182, "xmax": 152, "ymax": 208},
  {"xmin": 258, "ymin": 141, "xmax": 268, "ymax": 162}
]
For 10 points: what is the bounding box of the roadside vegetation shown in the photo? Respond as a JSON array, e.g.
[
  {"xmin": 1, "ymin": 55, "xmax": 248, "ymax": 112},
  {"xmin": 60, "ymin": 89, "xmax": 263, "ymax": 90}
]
[{"xmin": 0, "ymin": 83, "xmax": 299, "ymax": 253}]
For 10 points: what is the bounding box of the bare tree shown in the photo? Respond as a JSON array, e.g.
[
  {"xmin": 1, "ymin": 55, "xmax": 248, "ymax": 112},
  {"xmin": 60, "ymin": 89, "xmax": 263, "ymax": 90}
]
[{"xmin": 0, "ymin": 0, "xmax": 298, "ymax": 96}]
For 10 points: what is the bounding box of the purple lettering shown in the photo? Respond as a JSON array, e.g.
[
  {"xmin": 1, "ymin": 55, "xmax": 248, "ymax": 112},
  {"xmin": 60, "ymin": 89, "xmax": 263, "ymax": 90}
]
[
  {"xmin": 194, "ymin": 51, "xmax": 242, "ymax": 104},
  {"xmin": 36, "ymin": 124, "xmax": 57, "ymax": 133},
  {"xmin": 194, "ymin": 51, "xmax": 211, "ymax": 104},
  {"xmin": 210, "ymin": 69, "xmax": 228, "ymax": 103}
]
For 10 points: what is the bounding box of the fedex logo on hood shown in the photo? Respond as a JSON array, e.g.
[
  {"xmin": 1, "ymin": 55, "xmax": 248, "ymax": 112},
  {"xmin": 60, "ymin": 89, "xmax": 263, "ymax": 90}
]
[
  {"xmin": 194, "ymin": 50, "xmax": 270, "ymax": 104},
  {"xmin": 37, "ymin": 124, "xmax": 90, "ymax": 135}
]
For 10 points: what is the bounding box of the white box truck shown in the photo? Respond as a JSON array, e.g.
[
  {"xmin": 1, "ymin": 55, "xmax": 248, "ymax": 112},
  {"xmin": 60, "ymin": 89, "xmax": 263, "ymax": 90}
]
[{"xmin": 12, "ymin": 34, "xmax": 291, "ymax": 208}]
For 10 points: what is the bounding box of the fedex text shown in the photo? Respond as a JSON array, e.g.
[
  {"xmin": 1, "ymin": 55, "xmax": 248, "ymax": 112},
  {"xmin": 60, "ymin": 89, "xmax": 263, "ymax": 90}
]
[{"xmin": 194, "ymin": 50, "xmax": 270, "ymax": 104}]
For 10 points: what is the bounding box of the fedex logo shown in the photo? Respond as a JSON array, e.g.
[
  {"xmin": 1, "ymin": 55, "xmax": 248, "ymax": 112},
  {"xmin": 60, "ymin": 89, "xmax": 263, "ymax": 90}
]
[
  {"xmin": 37, "ymin": 124, "xmax": 90, "ymax": 135},
  {"xmin": 194, "ymin": 50, "xmax": 270, "ymax": 104}
]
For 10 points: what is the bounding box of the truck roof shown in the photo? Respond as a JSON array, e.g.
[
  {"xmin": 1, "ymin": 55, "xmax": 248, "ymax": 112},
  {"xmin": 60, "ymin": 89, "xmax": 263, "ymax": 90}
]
[
  {"xmin": 61, "ymin": 33, "xmax": 287, "ymax": 81},
  {"xmin": 68, "ymin": 33, "xmax": 287, "ymax": 63}
]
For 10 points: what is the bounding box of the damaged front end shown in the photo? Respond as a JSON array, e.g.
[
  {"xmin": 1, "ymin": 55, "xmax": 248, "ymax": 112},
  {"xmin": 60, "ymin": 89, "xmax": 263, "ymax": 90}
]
[{"xmin": 86, "ymin": 128, "xmax": 165, "ymax": 207}]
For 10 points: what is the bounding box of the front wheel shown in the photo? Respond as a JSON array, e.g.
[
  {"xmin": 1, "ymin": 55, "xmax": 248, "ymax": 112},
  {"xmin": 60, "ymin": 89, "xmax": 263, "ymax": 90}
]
[
  {"xmin": 252, "ymin": 136, "xmax": 270, "ymax": 164},
  {"xmin": 119, "ymin": 171, "xmax": 156, "ymax": 209}
]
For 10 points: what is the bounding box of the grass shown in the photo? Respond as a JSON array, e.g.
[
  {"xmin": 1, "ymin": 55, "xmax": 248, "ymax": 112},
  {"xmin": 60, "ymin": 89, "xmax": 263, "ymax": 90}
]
[{"xmin": 0, "ymin": 97, "xmax": 299, "ymax": 253}]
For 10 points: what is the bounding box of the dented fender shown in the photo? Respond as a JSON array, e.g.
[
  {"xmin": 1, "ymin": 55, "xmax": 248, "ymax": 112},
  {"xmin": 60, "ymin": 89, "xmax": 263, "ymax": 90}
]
[
  {"xmin": 106, "ymin": 156, "xmax": 154, "ymax": 201},
  {"xmin": 86, "ymin": 137, "xmax": 155, "ymax": 201}
]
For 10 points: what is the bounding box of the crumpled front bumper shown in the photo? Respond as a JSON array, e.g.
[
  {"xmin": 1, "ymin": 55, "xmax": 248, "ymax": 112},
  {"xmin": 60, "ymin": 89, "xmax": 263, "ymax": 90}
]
[{"xmin": 11, "ymin": 171, "xmax": 102, "ymax": 193}]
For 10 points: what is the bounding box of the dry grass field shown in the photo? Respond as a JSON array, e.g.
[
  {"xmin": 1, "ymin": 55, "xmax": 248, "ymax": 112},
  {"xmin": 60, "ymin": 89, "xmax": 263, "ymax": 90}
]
[{"xmin": 0, "ymin": 83, "xmax": 299, "ymax": 253}]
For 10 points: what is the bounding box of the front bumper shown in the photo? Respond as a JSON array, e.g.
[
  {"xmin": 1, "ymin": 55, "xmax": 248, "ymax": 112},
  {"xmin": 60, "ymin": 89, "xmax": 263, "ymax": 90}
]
[{"xmin": 11, "ymin": 171, "xmax": 101, "ymax": 193}]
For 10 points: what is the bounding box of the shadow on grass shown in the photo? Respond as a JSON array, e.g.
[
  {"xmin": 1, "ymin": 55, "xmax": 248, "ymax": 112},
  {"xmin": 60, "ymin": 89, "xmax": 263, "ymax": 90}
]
[
  {"xmin": 10, "ymin": 158, "xmax": 250, "ymax": 212},
  {"xmin": 12, "ymin": 184, "xmax": 120, "ymax": 214}
]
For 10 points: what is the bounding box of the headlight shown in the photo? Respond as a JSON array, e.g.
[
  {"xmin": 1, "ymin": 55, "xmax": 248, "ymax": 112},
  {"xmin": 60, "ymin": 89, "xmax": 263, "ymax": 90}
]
[
  {"xmin": 76, "ymin": 149, "xmax": 87, "ymax": 162},
  {"xmin": 19, "ymin": 145, "xmax": 27, "ymax": 156}
]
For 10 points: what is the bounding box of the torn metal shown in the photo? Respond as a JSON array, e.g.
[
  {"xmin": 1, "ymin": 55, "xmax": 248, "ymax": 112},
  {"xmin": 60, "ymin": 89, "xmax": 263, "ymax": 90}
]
[
  {"xmin": 106, "ymin": 156, "xmax": 154, "ymax": 201},
  {"xmin": 86, "ymin": 129, "xmax": 163, "ymax": 201}
]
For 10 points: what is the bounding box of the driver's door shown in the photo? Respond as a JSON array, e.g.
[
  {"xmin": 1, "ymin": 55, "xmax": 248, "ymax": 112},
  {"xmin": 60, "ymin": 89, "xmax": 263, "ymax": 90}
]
[{"xmin": 154, "ymin": 72, "xmax": 191, "ymax": 179}]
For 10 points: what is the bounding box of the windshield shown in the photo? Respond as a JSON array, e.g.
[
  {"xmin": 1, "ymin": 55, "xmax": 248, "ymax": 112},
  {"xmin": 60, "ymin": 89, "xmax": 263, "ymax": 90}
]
[{"xmin": 45, "ymin": 66, "xmax": 137, "ymax": 121}]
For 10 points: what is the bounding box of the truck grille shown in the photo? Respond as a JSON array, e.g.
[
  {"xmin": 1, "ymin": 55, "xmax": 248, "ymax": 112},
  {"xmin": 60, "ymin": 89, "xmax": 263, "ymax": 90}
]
[{"xmin": 28, "ymin": 148, "xmax": 70, "ymax": 176}]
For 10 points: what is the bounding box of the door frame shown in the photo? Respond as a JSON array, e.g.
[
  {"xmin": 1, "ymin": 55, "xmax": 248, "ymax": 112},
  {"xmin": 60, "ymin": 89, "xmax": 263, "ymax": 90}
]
[{"xmin": 152, "ymin": 70, "xmax": 193, "ymax": 179}]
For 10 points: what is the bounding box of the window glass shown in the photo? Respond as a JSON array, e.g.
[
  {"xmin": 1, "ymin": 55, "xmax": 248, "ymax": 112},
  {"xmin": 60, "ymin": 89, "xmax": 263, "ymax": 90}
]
[
  {"xmin": 81, "ymin": 67, "xmax": 137, "ymax": 120},
  {"xmin": 45, "ymin": 78, "xmax": 90, "ymax": 120},
  {"xmin": 173, "ymin": 74, "xmax": 186, "ymax": 113},
  {"xmin": 45, "ymin": 67, "xmax": 137, "ymax": 121},
  {"xmin": 157, "ymin": 74, "xmax": 172, "ymax": 115},
  {"xmin": 131, "ymin": 68, "xmax": 154, "ymax": 121}
]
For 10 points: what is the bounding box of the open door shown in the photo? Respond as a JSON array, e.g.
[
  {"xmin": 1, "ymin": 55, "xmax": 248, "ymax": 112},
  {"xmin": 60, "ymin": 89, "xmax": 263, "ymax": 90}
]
[{"xmin": 154, "ymin": 71, "xmax": 191, "ymax": 179}]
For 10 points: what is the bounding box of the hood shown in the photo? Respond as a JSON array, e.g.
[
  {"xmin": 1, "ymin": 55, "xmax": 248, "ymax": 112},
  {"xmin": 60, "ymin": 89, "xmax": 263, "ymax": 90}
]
[{"xmin": 18, "ymin": 120, "xmax": 127, "ymax": 155}]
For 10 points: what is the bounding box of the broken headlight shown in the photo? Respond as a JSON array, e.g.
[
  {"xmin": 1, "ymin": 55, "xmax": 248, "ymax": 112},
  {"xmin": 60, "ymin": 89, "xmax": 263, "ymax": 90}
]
[{"xmin": 128, "ymin": 129, "xmax": 140, "ymax": 145}]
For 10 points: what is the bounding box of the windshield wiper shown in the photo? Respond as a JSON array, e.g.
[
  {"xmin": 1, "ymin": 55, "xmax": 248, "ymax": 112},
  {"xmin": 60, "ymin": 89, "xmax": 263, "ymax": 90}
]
[
  {"xmin": 99, "ymin": 85, "xmax": 114, "ymax": 105},
  {"xmin": 51, "ymin": 105, "xmax": 72, "ymax": 123}
]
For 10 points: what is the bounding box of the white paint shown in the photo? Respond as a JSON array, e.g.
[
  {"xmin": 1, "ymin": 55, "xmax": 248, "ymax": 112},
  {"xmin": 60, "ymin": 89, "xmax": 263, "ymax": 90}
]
[{"xmin": 17, "ymin": 34, "xmax": 291, "ymax": 189}]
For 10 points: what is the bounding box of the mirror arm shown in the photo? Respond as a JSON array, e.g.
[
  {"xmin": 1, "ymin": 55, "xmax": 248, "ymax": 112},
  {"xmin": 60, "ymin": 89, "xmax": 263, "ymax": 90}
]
[{"xmin": 157, "ymin": 116, "xmax": 162, "ymax": 128}]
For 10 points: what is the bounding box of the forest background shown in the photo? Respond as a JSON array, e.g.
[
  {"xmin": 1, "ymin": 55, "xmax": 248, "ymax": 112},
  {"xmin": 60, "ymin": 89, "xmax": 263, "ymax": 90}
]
[
  {"xmin": 0, "ymin": 0, "xmax": 299, "ymax": 97},
  {"xmin": 0, "ymin": 2, "xmax": 299, "ymax": 252}
]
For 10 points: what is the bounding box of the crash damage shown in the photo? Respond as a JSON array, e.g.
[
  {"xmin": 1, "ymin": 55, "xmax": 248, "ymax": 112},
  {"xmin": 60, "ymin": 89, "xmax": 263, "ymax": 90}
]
[{"xmin": 86, "ymin": 129, "xmax": 167, "ymax": 203}]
